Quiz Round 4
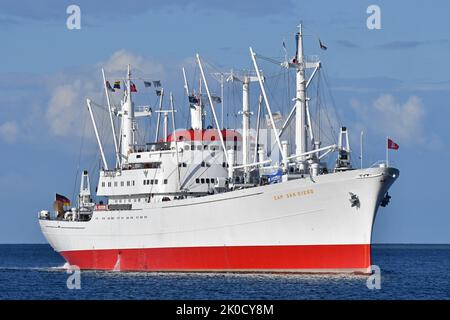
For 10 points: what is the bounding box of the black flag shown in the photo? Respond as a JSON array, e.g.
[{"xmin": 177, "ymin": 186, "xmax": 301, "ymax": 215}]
[{"xmin": 319, "ymin": 39, "xmax": 327, "ymax": 50}]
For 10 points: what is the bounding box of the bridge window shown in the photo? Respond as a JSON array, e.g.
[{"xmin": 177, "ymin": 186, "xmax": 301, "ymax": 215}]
[
  {"xmin": 143, "ymin": 162, "xmax": 161, "ymax": 169},
  {"xmin": 164, "ymin": 179, "xmax": 168, "ymax": 184}
]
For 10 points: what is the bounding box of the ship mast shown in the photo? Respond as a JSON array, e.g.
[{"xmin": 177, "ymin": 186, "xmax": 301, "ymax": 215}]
[
  {"xmin": 120, "ymin": 64, "xmax": 135, "ymax": 163},
  {"xmin": 295, "ymin": 24, "xmax": 308, "ymax": 161}
]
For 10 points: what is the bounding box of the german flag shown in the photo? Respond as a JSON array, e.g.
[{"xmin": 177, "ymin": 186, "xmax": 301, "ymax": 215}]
[{"xmin": 55, "ymin": 193, "xmax": 71, "ymax": 207}]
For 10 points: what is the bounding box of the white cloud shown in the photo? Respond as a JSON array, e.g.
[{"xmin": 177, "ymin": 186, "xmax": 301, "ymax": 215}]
[
  {"xmin": 101, "ymin": 49, "xmax": 164, "ymax": 77},
  {"xmin": 45, "ymin": 50, "xmax": 165, "ymax": 139},
  {"xmin": 351, "ymin": 94, "xmax": 439, "ymax": 148},
  {"xmin": 0, "ymin": 121, "xmax": 18, "ymax": 143},
  {"xmin": 46, "ymin": 80, "xmax": 89, "ymax": 137}
]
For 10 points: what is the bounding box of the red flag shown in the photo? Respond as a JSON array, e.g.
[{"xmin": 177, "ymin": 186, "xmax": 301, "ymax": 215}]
[
  {"xmin": 388, "ymin": 138, "xmax": 399, "ymax": 150},
  {"xmin": 130, "ymin": 82, "xmax": 137, "ymax": 93}
]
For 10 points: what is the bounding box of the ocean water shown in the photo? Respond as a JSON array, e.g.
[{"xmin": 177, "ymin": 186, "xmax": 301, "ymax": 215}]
[{"xmin": 0, "ymin": 244, "xmax": 448, "ymax": 300}]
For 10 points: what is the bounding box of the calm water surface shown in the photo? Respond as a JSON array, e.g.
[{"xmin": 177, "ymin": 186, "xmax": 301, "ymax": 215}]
[{"xmin": 0, "ymin": 244, "xmax": 448, "ymax": 299}]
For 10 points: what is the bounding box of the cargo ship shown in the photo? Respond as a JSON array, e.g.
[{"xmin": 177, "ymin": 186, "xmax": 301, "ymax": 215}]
[{"xmin": 38, "ymin": 25, "xmax": 399, "ymax": 273}]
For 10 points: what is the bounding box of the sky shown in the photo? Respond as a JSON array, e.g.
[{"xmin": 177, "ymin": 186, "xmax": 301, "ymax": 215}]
[{"xmin": 0, "ymin": 0, "xmax": 449, "ymax": 243}]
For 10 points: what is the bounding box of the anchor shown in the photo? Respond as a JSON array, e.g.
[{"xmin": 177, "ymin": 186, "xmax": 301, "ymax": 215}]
[
  {"xmin": 349, "ymin": 192, "xmax": 360, "ymax": 208},
  {"xmin": 380, "ymin": 192, "xmax": 391, "ymax": 207}
]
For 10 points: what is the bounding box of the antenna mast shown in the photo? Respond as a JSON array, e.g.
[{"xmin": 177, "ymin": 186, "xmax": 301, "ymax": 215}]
[
  {"xmin": 120, "ymin": 64, "xmax": 135, "ymax": 163},
  {"xmin": 295, "ymin": 24, "xmax": 308, "ymax": 161}
]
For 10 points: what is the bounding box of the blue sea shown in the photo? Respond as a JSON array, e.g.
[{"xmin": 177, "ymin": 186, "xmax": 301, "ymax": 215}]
[{"xmin": 0, "ymin": 244, "xmax": 448, "ymax": 300}]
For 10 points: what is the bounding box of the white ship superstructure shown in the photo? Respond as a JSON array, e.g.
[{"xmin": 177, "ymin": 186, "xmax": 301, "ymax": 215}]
[{"xmin": 38, "ymin": 25, "xmax": 399, "ymax": 273}]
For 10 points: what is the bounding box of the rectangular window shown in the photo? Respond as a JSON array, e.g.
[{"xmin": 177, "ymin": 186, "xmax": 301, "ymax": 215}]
[
  {"xmin": 196, "ymin": 178, "xmax": 200, "ymax": 183},
  {"xmin": 108, "ymin": 182, "xmax": 111, "ymax": 187},
  {"xmin": 121, "ymin": 181, "xmax": 124, "ymax": 187},
  {"xmin": 114, "ymin": 182, "xmax": 118, "ymax": 187},
  {"xmin": 164, "ymin": 179, "xmax": 168, "ymax": 184},
  {"xmin": 201, "ymin": 178, "xmax": 205, "ymax": 184},
  {"xmin": 211, "ymin": 178, "xmax": 215, "ymax": 184},
  {"xmin": 206, "ymin": 178, "xmax": 210, "ymax": 184},
  {"xmin": 154, "ymin": 179, "xmax": 158, "ymax": 184},
  {"xmin": 150, "ymin": 180, "xmax": 154, "ymax": 185},
  {"xmin": 132, "ymin": 181, "xmax": 135, "ymax": 186},
  {"xmin": 127, "ymin": 181, "xmax": 130, "ymax": 186},
  {"xmin": 102, "ymin": 182, "xmax": 105, "ymax": 187}
]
